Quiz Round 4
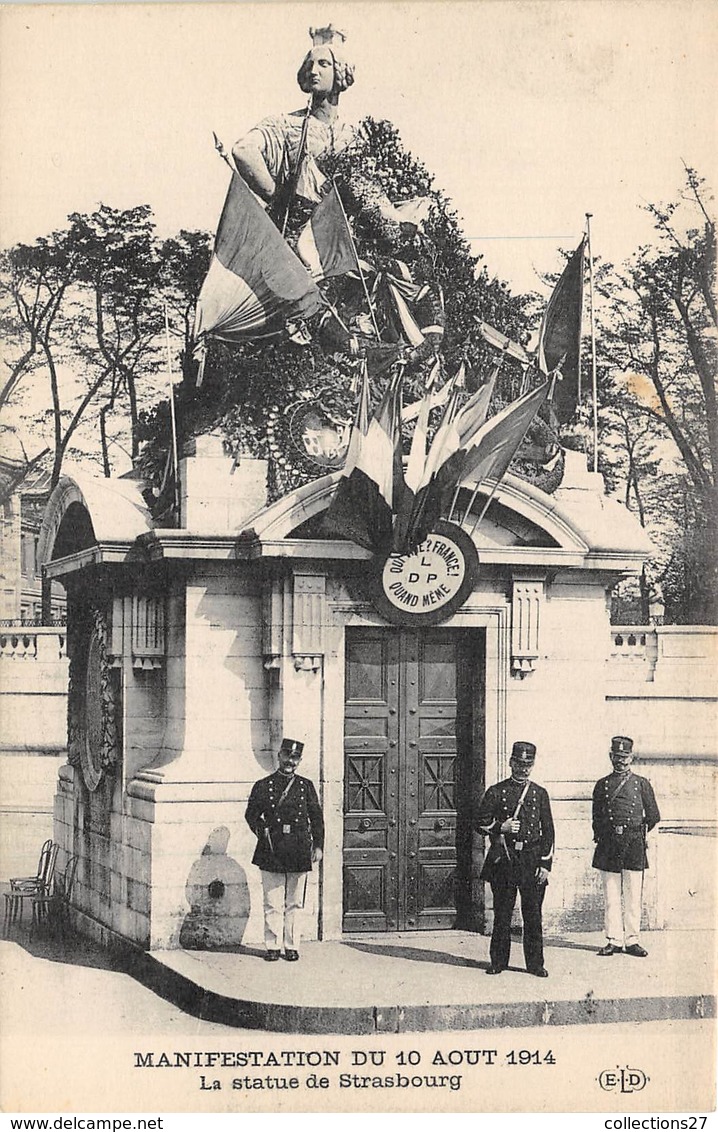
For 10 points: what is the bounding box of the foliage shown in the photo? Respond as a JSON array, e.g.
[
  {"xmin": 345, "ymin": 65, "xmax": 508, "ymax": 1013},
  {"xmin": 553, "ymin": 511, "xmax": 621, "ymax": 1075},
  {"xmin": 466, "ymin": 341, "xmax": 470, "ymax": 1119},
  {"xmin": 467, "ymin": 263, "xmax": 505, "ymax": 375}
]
[
  {"xmin": 1, "ymin": 206, "xmax": 173, "ymax": 484},
  {"xmin": 596, "ymin": 168, "xmax": 717, "ymax": 623}
]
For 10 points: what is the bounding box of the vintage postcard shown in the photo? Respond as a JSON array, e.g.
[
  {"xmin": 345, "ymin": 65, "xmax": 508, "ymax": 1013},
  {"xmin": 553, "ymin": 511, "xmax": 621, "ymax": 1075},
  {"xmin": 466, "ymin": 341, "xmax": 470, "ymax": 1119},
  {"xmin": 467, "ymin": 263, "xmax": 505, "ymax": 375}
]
[{"xmin": 0, "ymin": 0, "xmax": 716, "ymax": 1118}]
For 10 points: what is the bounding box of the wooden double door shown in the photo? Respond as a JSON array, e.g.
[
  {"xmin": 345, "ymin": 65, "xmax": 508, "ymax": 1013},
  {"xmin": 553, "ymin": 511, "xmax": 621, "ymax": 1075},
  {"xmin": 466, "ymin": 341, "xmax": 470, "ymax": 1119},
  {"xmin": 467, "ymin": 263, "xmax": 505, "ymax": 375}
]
[{"xmin": 342, "ymin": 627, "xmax": 485, "ymax": 932}]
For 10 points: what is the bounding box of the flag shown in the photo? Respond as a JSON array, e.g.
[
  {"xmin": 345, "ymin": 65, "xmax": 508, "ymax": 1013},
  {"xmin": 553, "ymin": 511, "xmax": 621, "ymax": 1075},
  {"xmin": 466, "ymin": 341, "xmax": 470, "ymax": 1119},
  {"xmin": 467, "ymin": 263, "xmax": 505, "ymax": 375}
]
[
  {"xmin": 392, "ymin": 359, "xmax": 441, "ymax": 552},
  {"xmin": 477, "ymin": 321, "xmax": 532, "ymax": 366},
  {"xmin": 296, "ymin": 185, "xmax": 356, "ymax": 280},
  {"xmin": 402, "ymin": 366, "xmax": 495, "ymax": 549},
  {"xmin": 537, "ymin": 238, "xmax": 585, "ymax": 423},
  {"xmin": 342, "ymin": 360, "xmax": 371, "ymax": 473},
  {"xmin": 376, "ymin": 262, "xmax": 445, "ymax": 349},
  {"xmin": 389, "ymin": 196, "xmax": 433, "ymax": 231},
  {"xmin": 192, "ymin": 173, "xmax": 322, "ymax": 381},
  {"xmin": 459, "ymin": 380, "xmax": 552, "ymax": 485},
  {"xmin": 322, "ymin": 367, "xmax": 404, "ymax": 554}
]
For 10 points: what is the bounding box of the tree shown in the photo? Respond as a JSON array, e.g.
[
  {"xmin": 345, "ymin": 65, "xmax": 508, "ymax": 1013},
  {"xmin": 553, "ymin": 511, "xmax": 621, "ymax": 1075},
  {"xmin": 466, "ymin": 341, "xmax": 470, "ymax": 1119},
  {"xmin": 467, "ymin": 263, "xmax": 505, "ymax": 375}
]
[
  {"xmin": 1, "ymin": 206, "xmax": 174, "ymax": 484},
  {"xmin": 597, "ymin": 168, "xmax": 717, "ymax": 623},
  {"xmin": 65, "ymin": 205, "xmax": 167, "ymax": 470},
  {"xmin": 0, "ymin": 230, "xmax": 113, "ymax": 488}
]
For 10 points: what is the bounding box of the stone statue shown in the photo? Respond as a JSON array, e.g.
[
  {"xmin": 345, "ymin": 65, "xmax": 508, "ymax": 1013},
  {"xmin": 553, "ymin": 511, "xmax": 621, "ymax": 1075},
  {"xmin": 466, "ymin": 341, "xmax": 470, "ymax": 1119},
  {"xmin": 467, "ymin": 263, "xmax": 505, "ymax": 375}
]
[{"xmin": 232, "ymin": 25, "xmax": 356, "ymax": 227}]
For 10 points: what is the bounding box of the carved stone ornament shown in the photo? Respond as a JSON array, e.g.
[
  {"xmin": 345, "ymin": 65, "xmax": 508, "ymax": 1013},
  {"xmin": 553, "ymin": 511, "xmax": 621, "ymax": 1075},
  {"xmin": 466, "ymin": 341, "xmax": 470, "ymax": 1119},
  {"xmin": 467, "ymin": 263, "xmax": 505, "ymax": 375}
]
[{"xmin": 67, "ymin": 605, "xmax": 120, "ymax": 791}]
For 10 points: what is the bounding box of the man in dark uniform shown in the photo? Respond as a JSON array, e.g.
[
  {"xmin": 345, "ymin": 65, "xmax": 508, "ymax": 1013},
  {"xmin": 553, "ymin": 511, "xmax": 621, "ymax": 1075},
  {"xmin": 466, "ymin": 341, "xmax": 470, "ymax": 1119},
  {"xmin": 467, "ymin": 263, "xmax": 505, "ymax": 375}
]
[
  {"xmin": 245, "ymin": 738, "xmax": 324, "ymax": 962},
  {"xmin": 592, "ymin": 735, "xmax": 660, "ymax": 957},
  {"xmin": 475, "ymin": 741, "xmax": 554, "ymax": 977}
]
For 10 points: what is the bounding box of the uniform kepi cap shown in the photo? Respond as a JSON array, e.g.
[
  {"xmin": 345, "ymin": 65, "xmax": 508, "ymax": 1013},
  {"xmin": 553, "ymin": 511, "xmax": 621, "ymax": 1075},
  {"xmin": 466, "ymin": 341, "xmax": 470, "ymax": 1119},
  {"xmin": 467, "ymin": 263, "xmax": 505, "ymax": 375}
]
[
  {"xmin": 611, "ymin": 735, "xmax": 633, "ymax": 754},
  {"xmin": 510, "ymin": 741, "xmax": 536, "ymax": 763},
  {"xmin": 279, "ymin": 737, "xmax": 304, "ymax": 757}
]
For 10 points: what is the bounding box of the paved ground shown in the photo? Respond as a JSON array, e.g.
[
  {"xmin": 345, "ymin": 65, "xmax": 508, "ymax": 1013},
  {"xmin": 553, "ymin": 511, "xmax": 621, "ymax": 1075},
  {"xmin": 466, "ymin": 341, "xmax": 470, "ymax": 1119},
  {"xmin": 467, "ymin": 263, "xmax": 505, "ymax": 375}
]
[
  {"xmin": 143, "ymin": 927, "xmax": 716, "ymax": 1032},
  {"xmin": 0, "ymin": 929, "xmax": 240, "ymax": 1037},
  {"xmin": 1, "ymin": 926, "xmax": 715, "ymax": 1113}
]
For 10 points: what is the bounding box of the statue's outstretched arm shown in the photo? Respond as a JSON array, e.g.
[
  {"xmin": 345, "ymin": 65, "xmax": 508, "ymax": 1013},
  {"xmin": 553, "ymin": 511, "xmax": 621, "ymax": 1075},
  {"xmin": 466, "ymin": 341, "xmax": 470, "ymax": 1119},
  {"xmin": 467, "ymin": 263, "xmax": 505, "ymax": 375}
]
[{"xmin": 232, "ymin": 135, "xmax": 276, "ymax": 203}]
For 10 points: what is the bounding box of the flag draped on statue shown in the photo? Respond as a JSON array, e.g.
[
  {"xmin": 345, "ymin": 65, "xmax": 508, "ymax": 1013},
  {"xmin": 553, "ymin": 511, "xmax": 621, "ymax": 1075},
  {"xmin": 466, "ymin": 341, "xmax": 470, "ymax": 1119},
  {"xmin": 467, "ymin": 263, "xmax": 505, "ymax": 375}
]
[
  {"xmin": 192, "ymin": 173, "xmax": 323, "ymax": 383},
  {"xmin": 322, "ymin": 366, "xmax": 404, "ymax": 554},
  {"xmin": 537, "ymin": 238, "xmax": 585, "ymax": 423},
  {"xmin": 296, "ymin": 184, "xmax": 356, "ymax": 280}
]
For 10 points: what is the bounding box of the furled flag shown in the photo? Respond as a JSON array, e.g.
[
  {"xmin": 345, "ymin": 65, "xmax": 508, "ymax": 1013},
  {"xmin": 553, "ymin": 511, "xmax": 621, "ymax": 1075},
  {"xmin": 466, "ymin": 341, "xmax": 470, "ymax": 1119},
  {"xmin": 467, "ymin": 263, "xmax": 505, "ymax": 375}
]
[
  {"xmin": 342, "ymin": 360, "xmax": 371, "ymax": 474},
  {"xmin": 296, "ymin": 184, "xmax": 357, "ymax": 280},
  {"xmin": 392, "ymin": 358, "xmax": 441, "ymax": 553},
  {"xmin": 376, "ymin": 261, "xmax": 445, "ymax": 349},
  {"xmin": 322, "ymin": 366, "xmax": 404, "ymax": 555},
  {"xmin": 192, "ymin": 173, "xmax": 323, "ymax": 384},
  {"xmin": 537, "ymin": 238, "xmax": 585, "ymax": 423}
]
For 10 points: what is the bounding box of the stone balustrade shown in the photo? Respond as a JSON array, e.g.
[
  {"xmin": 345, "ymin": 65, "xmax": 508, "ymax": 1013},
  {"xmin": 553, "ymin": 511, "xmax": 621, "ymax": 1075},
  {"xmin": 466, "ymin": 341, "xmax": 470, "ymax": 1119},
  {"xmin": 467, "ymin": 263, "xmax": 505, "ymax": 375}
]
[
  {"xmin": 0, "ymin": 624, "xmax": 67, "ymax": 661},
  {"xmin": 0, "ymin": 623, "xmax": 69, "ymax": 881},
  {"xmin": 609, "ymin": 625, "xmax": 716, "ymax": 687}
]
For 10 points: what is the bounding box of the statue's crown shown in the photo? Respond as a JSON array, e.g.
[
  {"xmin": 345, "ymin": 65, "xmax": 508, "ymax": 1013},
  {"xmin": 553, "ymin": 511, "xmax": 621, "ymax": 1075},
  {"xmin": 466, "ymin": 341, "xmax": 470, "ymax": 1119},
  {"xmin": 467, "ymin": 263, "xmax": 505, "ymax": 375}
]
[{"xmin": 309, "ymin": 24, "xmax": 347, "ymax": 48}]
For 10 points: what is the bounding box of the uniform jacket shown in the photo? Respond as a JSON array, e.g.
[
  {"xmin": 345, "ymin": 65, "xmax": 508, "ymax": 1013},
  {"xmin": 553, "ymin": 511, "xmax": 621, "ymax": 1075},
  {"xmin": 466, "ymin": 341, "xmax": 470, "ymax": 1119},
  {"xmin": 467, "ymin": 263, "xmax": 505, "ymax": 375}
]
[
  {"xmin": 245, "ymin": 771, "xmax": 324, "ymax": 874},
  {"xmin": 592, "ymin": 771, "xmax": 660, "ymax": 872},
  {"xmin": 475, "ymin": 777, "xmax": 554, "ymax": 884}
]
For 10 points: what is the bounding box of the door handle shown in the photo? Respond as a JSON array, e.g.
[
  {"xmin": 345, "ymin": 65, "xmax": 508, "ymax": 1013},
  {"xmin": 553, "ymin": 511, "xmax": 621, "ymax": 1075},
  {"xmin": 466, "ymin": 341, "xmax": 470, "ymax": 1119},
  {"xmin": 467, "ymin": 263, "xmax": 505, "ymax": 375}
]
[
  {"xmin": 358, "ymin": 818, "xmax": 373, "ymax": 832},
  {"xmin": 434, "ymin": 818, "xmax": 447, "ymax": 831}
]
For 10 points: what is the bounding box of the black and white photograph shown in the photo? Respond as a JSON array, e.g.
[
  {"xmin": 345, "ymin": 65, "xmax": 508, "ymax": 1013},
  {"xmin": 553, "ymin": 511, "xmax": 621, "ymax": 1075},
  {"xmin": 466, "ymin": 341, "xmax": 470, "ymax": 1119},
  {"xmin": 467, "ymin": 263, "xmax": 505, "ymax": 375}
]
[{"xmin": 0, "ymin": 0, "xmax": 716, "ymax": 1118}]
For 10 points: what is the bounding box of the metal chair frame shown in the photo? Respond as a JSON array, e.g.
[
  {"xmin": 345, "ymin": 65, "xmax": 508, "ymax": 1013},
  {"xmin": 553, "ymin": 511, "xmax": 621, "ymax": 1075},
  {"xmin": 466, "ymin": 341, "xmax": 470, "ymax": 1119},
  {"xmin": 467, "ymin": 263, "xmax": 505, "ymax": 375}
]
[
  {"xmin": 4, "ymin": 840, "xmax": 59, "ymax": 929},
  {"xmin": 31, "ymin": 854, "xmax": 79, "ymax": 939}
]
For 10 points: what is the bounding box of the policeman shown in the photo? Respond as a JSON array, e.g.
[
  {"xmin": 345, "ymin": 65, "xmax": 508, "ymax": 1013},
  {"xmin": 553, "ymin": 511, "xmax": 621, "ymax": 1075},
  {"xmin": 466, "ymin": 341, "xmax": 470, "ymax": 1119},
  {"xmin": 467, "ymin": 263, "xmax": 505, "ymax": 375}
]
[
  {"xmin": 592, "ymin": 736, "xmax": 660, "ymax": 957},
  {"xmin": 245, "ymin": 738, "xmax": 324, "ymax": 962},
  {"xmin": 475, "ymin": 741, "xmax": 554, "ymax": 977}
]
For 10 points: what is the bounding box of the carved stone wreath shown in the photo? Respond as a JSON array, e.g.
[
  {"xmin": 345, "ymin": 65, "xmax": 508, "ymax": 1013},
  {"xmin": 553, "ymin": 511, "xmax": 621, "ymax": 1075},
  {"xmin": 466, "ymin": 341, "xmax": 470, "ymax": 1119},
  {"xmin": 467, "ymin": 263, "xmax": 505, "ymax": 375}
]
[{"xmin": 67, "ymin": 605, "xmax": 120, "ymax": 792}]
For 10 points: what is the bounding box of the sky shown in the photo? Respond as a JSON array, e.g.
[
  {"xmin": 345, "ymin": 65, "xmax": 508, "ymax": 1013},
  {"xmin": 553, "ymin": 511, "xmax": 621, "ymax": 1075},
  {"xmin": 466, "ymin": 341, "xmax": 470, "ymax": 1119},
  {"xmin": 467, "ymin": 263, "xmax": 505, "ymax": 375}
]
[{"xmin": 0, "ymin": 0, "xmax": 716, "ymax": 298}]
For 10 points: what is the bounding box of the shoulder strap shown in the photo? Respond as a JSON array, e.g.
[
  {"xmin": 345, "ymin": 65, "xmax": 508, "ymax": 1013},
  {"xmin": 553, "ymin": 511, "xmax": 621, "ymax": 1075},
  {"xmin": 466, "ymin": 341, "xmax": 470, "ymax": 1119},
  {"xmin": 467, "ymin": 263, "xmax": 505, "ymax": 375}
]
[
  {"xmin": 607, "ymin": 774, "xmax": 632, "ymax": 807},
  {"xmin": 275, "ymin": 775, "xmax": 297, "ymax": 812},
  {"xmin": 511, "ymin": 782, "xmax": 531, "ymax": 820}
]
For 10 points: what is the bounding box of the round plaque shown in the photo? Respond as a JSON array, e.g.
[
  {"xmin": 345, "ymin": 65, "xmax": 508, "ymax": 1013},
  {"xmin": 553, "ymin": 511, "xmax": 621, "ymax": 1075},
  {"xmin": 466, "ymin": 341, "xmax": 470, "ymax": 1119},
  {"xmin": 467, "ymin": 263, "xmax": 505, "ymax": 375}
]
[
  {"xmin": 370, "ymin": 520, "xmax": 478, "ymax": 626},
  {"xmin": 287, "ymin": 400, "xmax": 351, "ymax": 469}
]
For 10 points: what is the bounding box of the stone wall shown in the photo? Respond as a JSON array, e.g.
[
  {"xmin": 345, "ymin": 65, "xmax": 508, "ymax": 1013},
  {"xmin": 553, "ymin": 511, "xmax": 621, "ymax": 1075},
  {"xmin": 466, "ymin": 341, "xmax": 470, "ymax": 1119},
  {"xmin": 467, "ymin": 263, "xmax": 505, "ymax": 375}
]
[
  {"xmin": 605, "ymin": 625, "xmax": 717, "ymax": 931},
  {"xmin": 0, "ymin": 628, "xmax": 67, "ymax": 878}
]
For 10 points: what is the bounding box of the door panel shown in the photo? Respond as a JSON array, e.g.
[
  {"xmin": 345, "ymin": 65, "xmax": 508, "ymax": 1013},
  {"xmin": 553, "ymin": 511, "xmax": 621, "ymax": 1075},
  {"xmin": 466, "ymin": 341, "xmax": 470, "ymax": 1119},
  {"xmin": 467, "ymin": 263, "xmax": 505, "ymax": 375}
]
[
  {"xmin": 343, "ymin": 627, "xmax": 484, "ymax": 932},
  {"xmin": 342, "ymin": 631, "xmax": 399, "ymax": 931},
  {"xmin": 412, "ymin": 631, "xmax": 459, "ymax": 928}
]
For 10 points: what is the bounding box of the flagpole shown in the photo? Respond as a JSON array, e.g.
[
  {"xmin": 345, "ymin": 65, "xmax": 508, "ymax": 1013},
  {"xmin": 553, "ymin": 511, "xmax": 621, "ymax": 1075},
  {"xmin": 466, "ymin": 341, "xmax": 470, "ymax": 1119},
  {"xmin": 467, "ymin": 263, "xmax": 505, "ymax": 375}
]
[
  {"xmin": 319, "ymin": 294, "xmax": 352, "ymax": 337},
  {"xmin": 280, "ymin": 98, "xmax": 313, "ymax": 237},
  {"xmin": 164, "ymin": 304, "xmax": 181, "ymax": 520},
  {"xmin": 332, "ymin": 178, "xmax": 382, "ymax": 342},
  {"xmin": 585, "ymin": 212, "xmax": 599, "ymax": 473},
  {"xmin": 467, "ymin": 478, "xmax": 502, "ymax": 536},
  {"xmin": 213, "ymin": 131, "xmax": 238, "ymax": 174}
]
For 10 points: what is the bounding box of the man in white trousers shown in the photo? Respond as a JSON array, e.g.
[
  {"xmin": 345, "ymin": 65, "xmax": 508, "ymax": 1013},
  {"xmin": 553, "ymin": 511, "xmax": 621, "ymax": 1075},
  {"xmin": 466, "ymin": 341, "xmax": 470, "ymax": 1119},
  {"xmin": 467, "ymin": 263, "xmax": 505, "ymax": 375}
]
[
  {"xmin": 592, "ymin": 735, "xmax": 660, "ymax": 957},
  {"xmin": 245, "ymin": 738, "xmax": 324, "ymax": 962}
]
